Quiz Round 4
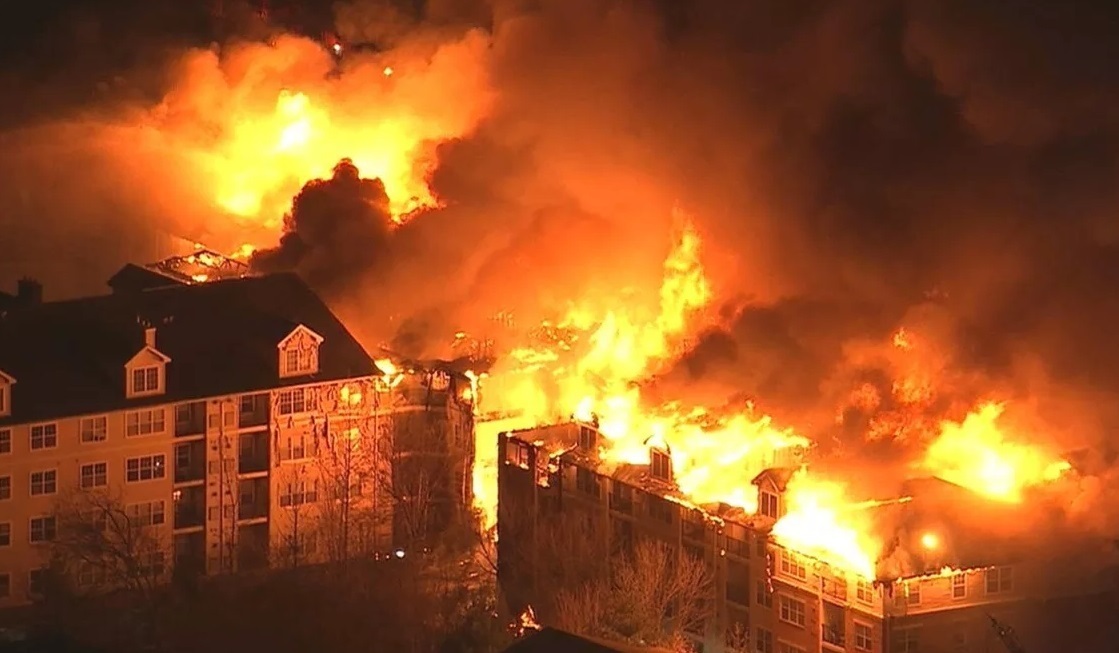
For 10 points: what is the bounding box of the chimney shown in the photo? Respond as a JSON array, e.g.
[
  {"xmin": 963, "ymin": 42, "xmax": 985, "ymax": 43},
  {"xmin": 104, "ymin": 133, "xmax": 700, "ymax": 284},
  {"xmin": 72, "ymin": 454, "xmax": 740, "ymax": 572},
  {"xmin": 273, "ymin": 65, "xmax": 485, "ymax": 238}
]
[
  {"xmin": 16, "ymin": 278, "xmax": 42, "ymax": 307},
  {"xmin": 144, "ymin": 327, "xmax": 157, "ymax": 349}
]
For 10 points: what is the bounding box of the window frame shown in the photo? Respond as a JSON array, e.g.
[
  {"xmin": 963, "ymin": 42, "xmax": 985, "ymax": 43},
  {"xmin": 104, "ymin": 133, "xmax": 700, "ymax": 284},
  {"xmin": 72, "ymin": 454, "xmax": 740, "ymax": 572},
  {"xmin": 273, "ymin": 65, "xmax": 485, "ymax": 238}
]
[
  {"xmin": 29, "ymin": 422, "xmax": 58, "ymax": 451},
  {"xmin": 29, "ymin": 515, "xmax": 56, "ymax": 543},
  {"xmin": 131, "ymin": 365, "xmax": 161, "ymax": 395},
  {"xmin": 126, "ymin": 408, "xmax": 167, "ymax": 438},
  {"xmin": 125, "ymin": 454, "xmax": 167, "ymax": 483},
  {"xmin": 29, "ymin": 469, "xmax": 57, "ymax": 496},
  {"xmin": 777, "ymin": 594, "xmax": 807, "ymax": 628},
  {"xmin": 0, "ymin": 428, "xmax": 10, "ymax": 454},
  {"xmin": 80, "ymin": 415, "xmax": 109, "ymax": 443}
]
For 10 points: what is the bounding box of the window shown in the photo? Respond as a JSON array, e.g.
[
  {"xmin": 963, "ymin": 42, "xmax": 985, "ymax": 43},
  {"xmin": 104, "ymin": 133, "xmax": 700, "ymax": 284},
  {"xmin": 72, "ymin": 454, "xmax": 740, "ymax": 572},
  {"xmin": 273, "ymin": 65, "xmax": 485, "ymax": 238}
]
[
  {"xmin": 756, "ymin": 580, "xmax": 773, "ymax": 608},
  {"xmin": 649, "ymin": 496, "xmax": 674, "ymax": 523},
  {"xmin": 777, "ymin": 643, "xmax": 805, "ymax": 653},
  {"xmin": 576, "ymin": 467, "xmax": 601, "ymax": 496},
  {"xmin": 759, "ymin": 490, "xmax": 779, "ymax": 518},
  {"xmin": 0, "ymin": 475, "xmax": 9, "ymax": 500},
  {"xmin": 778, "ymin": 595, "xmax": 806, "ymax": 627},
  {"xmin": 30, "ymin": 423, "xmax": 57, "ymax": 450},
  {"xmin": 650, "ymin": 448, "xmax": 672, "ymax": 480},
  {"xmin": 285, "ymin": 434, "xmax": 311, "ymax": 460},
  {"xmin": 131, "ymin": 366, "xmax": 160, "ymax": 394},
  {"xmin": 754, "ymin": 627, "xmax": 773, "ymax": 653},
  {"xmin": 907, "ymin": 581, "xmax": 921, "ymax": 605},
  {"xmin": 126, "ymin": 454, "xmax": 166, "ymax": 482},
  {"xmin": 280, "ymin": 480, "xmax": 318, "ymax": 507},
  {"xmin": 282, "ymin": 346, "xmax": 316, "ymax": 376},
  {"xmin": 80, "ymin": 462, "xmax": 108, "ymax": 489},
  {"xmin": 140, "ymin": 549, "xmax": 166, "ymax": 576},
  {"xmin": 986, "ymin": 566, "xmax": 1013, "ymax": 594},
  {"xmin": 0, "ymin": 522, "xmax": 9, "ymax": 546},
  {"xmin": 126, "ymin": 408, "xmax": 166, "ymax": 437},
  {"xmin": 856, "ymin": 579, "xmax": 875, "ymax": 603},
  {"xmin": 578, "ymin": 425, "xmax": 597, "ymax": 451},
  {"xmin": 0, "ymin": 385, "xmax": 6, "ymax": 415},
  {"xmin": 892, "ymin": 628, "xmax": 918, "ymax": 653},
  {"xmin": 30, "ymin": 470, "xmax": 57, "ymax": 496},
  {"xmin": 854, "ymin": 623, "xmax": 873, "ymax": 651},
  {"xmin": 80, "ymin": 416, "xmax": 108, "ymax": 443},
  {"xmin": 78, "ymin": 564, "xmax": 107, "ymax": 587},
  {"xmin": 952, "ymin": 572, "xmax": 967, "ymax": 599},
  {"xmin": 506, "ymin": 440, "xmax": 531, "ymax": 468},
  {"xmin": 779, "ymin": 549, "xmax": 807, "ymax": 580},
  {"xmin": 127, "ymin": 500, "xmax": 165, "ymax": 526},
  {"xmin": 0, "ymin": 429, "xmax": 10, "ymax": 454},
  {"xmin": 29, "ymin": 516, "xmax": 56, "ymax": 542},
  {"xmin": 0, "ymin": 573, "xmax": 8, "ymax": 598},
  {"xmin": 278, "ymin": 388, "xmax": 316, "ymax": 415},
  {"xmin": 175, "ymin": 443, "xmax": 192, "ymax": 470}
]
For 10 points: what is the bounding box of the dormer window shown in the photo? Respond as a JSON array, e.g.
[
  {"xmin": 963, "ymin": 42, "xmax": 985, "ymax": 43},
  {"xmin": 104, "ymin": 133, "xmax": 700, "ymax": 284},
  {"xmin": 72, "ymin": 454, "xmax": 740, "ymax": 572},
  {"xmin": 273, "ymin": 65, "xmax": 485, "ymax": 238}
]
[
  {"xmin": 759, "ymin": 489, "xmax": 779, "ymax": 519},
  {"xmin": 132, "ymin": 367, "xmax": 159, "ymax": 394},
  {"xmin": 0, "ymin": 370, "xmax": 16, "ymax": 418},
  {"xmin": 278, "ymin": 325, "xmax": 324, "ymax": 379},
  {"xmin": 125, "ymin": 328, "xmax": 170, "ymax": 399}
]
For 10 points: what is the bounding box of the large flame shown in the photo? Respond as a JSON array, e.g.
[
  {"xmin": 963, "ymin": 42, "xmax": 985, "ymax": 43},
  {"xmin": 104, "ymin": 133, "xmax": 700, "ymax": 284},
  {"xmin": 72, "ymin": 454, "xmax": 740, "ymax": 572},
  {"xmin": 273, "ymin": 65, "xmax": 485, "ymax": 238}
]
[
  {"xmin": 921, "ymin": 402, "xmax": 1071, "ymax": 502},
  {"xmin": 152, "ymin": 33, "xmax": 493, "ymax": 240},
  {"xmin": 771, "ymin": 469, "xmax": 883, "ymax": 579}
]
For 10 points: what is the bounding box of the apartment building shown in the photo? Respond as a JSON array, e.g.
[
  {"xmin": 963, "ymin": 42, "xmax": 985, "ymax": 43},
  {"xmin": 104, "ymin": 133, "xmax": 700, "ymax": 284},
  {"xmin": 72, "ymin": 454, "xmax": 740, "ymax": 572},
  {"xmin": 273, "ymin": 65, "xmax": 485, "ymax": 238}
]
[
  {"xmin": 0, "ymin": 268, "xmax": 475, "ymax": 608},
  {"xmin": 496, "ymin": 422, "xmax": 1119, "ymax": 653}
]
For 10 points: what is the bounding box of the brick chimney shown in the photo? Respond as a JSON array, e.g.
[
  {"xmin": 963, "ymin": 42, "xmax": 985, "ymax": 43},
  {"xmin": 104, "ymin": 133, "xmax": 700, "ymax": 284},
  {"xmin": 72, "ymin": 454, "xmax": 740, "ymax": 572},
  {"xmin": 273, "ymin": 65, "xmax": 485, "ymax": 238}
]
[
  {"xmin": 16, "ymin": 278, "xmax": 42, "ymax": 307},
  {"xmin": 144, "ymin": 327, "xmax": 157, "ymax": 349}
]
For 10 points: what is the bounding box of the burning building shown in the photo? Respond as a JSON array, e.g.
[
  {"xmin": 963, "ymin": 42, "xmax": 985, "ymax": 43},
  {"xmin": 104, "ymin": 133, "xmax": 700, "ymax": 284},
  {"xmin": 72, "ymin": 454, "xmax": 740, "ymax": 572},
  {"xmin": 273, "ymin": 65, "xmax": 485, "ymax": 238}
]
[
  {"xmin": 0, "ymin": 267, "xmax": 475, "ymax": 609},
  {"xmin": 496, "ymin": 422, "xmax": 1119, "ymax": 653}
]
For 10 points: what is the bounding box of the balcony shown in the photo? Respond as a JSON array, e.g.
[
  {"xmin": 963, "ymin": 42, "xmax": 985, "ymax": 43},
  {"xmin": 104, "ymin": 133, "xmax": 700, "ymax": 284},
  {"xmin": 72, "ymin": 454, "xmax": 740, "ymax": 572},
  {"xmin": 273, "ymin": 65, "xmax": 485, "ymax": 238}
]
[
  {"xmin": 173, "ymin": 486, "xmax": 205, "ymax": 530},
  {"xmin": 174, "ymin": 401, "xmax": 206, "ymax": 437},
  {"xmin": 174, "ymin": 441, "xmax": 205, "ymax": 484},
  {"xmin": 239, "ymin": 432, "xmax": 270, "ymax": 474},
  {"xmin": 238, "ymin": 478, "xmax": 269, "ymax": 520}
]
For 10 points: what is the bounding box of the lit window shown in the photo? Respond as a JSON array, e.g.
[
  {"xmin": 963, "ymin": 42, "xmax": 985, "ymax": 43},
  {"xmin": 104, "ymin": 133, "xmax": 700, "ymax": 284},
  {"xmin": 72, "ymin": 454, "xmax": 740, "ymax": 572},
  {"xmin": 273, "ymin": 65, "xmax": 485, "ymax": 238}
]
[
  {"xmin": 80, "ymin": 416, "xmax": 108, "ymax": 443},
  {"xmin": 30, "ymin": 470, "xmax": 57, "ymax": 496},
  {"xmin": 131, "ymin": 366, "xmax": 160, "ymax": 394},
  {"xmin": 29, "ymin": 423, "xmax": 57, "ymax": 450},
  {"xmin": 779, "ymin": 549, "xmax": 807, "ymax": 580},
  {"xmin": 79, "ymin": 462, "xmax": 108, "ymax": 489},
  {"xmin": 952, "ymin": 573, "xmax": 966, "ymax": 599},
  {"xmin": 907, "ymin": 581, "xmax": 921, "ymax": 605},
  {"xmin": 778, "ymin": 595, "xmax": 806, "ymax": 627},
  {"xmin": 125, "ymin": 455, "xmax": 166, "ymax": 483}
]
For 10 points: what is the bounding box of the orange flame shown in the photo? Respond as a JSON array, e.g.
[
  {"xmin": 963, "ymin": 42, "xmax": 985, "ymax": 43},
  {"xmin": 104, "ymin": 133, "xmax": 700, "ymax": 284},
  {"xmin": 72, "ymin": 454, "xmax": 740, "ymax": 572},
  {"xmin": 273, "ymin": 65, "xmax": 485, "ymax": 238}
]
[{"xmin": 921, "ymin": 402, "xmax": 1071, "ymax": 502}]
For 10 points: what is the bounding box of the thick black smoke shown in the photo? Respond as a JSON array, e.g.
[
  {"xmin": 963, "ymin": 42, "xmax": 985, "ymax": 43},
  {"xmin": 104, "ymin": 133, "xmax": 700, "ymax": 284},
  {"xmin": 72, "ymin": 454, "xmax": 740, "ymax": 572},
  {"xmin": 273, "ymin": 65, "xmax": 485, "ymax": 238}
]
[{"xmin": 251, "ymin": 159, "xmax": 395, "ymax": 295}]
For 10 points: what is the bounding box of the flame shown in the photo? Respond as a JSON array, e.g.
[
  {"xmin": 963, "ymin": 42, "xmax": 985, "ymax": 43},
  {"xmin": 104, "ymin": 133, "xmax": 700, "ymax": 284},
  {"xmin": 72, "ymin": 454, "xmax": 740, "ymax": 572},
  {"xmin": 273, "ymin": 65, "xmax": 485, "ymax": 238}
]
[
  {"xmin": 771, "ymin": 469, "xmax": 881, "ymax": 579},
  {"xmin": 150, "ymin": 33, "xmax": 493, "ymax": 240},
  {"xmin": 921, "ymin": 402, "xmax": 1071, "ymax": 502}
]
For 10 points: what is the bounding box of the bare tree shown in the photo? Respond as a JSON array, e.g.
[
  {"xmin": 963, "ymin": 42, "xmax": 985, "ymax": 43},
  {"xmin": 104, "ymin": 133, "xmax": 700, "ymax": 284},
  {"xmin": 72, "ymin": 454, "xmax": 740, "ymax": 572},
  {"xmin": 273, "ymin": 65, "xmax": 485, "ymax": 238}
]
[
  {"xmin": 274, "ymin": 464, "xmax": 319, "ymax": 568},
  {"xmin": 51, "ymin": 488, "xmax": 168, "ymax": 598},
  {"xmin": 554, "ymin": 539, "xmax": 714, "ymax": 649}
]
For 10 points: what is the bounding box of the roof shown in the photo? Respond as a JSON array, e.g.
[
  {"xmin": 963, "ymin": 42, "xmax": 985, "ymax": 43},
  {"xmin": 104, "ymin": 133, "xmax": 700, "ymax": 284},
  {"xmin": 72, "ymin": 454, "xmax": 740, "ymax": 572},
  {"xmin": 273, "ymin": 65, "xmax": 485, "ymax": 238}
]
[
  {"xmin": 0, "ymin": 272, "xmax": 378, "ymax": 425},
  {"xmin": 106, "ymin": 263, "xmax": 185, "ymax": 293},
  {"xmin": 502, "ymin": 628, "xmax": 673, "ymax": 653},
  {"xmin": 751, "ymin": 467, "xmax": 796, "ymax": 491}
]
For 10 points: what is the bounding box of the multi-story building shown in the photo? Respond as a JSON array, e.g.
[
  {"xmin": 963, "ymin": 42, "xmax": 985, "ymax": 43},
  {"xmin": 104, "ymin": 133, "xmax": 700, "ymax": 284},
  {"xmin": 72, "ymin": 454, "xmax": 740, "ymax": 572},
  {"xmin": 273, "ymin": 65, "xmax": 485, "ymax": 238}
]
[
  {"xmin": 497, "ymin": 422, "xmax": 1119, "ymax": 653},
  {"xmin": 0, "ymin": 267, "xmax": 475, "ymax": 608}
]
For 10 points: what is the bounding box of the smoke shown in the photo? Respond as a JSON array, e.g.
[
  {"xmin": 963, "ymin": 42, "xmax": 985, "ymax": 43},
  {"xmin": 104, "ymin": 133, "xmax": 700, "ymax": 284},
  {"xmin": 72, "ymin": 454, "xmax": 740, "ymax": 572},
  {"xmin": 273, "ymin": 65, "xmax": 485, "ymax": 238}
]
[{"xmin": 3, "ymin": 0, "xmax": 1119, "ymax": 531}]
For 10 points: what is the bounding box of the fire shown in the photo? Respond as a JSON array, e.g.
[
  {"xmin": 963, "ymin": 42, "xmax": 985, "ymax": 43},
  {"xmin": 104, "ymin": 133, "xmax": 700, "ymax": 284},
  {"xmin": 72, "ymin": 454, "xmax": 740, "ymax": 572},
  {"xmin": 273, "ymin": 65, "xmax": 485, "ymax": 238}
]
[
  {"xmin": 771, "ymin": 469, "xmax": 882, "ymax": 579},
  {"xmin": 921, "ymin": 402, "xmax": 1071, "ymax": 502},
  {"xmin": 151, "ymin": 33, "xmax": 493, "ymax": 239}
]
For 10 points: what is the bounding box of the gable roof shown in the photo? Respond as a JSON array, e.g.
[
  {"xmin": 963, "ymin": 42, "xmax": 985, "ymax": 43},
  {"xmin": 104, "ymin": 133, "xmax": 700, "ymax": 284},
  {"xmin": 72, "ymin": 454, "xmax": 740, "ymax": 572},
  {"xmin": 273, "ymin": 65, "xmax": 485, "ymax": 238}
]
[
  {"xmin": 0, "ymin": 273, "xmax": 377, "ymax": 425},
  {"xmin": 751, "ymin": 467, "xmax": 796, "ymax": 491}
]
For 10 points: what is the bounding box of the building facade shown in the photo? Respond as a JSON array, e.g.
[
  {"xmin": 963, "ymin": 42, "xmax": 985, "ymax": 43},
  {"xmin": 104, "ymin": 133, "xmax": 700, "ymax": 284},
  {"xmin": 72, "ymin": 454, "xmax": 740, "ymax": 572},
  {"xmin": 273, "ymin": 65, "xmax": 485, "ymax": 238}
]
[
  {"xmin": 0, "ymin": 269, "xmax": 475, "ymax": 608},
  {"xmin": 496, "ymin": 423, "xmax": 1119, "ymax": 653}
]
